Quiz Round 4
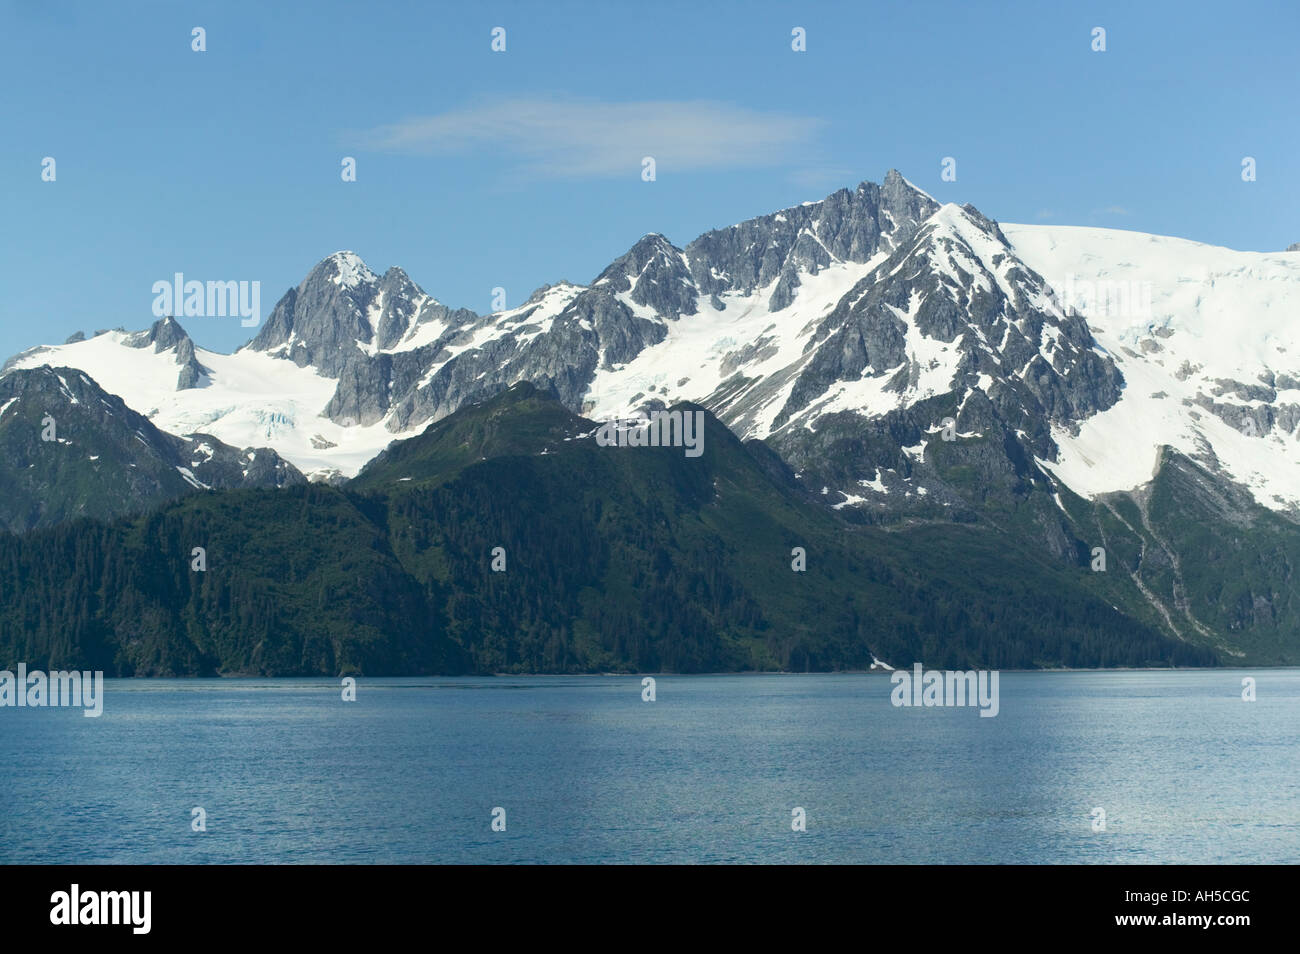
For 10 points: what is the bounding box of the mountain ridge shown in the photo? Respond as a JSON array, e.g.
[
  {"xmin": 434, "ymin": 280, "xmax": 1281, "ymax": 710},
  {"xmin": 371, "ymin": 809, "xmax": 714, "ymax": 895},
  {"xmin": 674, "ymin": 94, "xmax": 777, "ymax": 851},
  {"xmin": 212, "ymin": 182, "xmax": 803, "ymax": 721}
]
[
  {"xmin": 0, "ymin": 385, "xmax": 1226, "ymax": 675},
  {"xmin": 2, "ymin": 171, "xmax": 1297, "ymax": 660}
]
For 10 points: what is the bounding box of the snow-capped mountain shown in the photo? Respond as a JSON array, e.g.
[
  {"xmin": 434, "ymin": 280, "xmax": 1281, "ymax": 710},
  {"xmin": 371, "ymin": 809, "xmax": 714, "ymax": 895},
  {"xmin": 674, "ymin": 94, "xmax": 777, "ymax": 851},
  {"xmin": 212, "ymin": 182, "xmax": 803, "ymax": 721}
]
[
  {"xmin": 0, "ymin": 365, "xmax": 302, "ymax": 532},
  {"xmin": 1003, "ymin": 224, "xmax": 1300, "ymax": 513},
  {"xmin": 4, "ymin": 170, "xmax": 1298, "ymax": 524}
]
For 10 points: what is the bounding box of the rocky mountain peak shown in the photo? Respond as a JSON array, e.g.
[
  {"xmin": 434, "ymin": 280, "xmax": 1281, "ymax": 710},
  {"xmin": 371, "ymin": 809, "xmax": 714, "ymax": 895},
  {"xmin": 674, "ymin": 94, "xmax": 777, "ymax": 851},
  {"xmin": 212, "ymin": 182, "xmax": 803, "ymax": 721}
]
[
  {"xmin": 124, "ymin": 315, "xmax": 191, "ymax": 353},
  {"xmin": 593, "ymin": 233, "xmax": 697, "ymax": 319},
  {"xmin": 682, "ymin": 170, "xmax": 941, "ymax": 311},
  {"xmin": 247, "ymin": 252, "xmax": 386, "ymax": 375},
  {"xmin": 379, "ymin": 265, "xmax": 420, "ymax": 297},
  {"xmin": 318, "ymin": 250, "xmax": 380, "ymax": 290},
  {"xmin": 245, "ymin": 251, "xmax": 475, "ymax": 375},
  {"xmin": 522, "ymin": 281, "xmax": 582, "ymax": 307},
  {"xmin": 119, "ymin": 317, "xmax": 207, "ymax": 389}
]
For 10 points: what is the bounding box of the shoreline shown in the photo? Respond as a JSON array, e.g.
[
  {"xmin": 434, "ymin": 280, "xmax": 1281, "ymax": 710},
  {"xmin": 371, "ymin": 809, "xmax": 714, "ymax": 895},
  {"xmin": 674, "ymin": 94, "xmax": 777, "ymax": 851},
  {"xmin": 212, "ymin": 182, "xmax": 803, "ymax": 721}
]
[{"xmin": 78, "ymin": 664, "xmax": 1300, "ymax": 680}]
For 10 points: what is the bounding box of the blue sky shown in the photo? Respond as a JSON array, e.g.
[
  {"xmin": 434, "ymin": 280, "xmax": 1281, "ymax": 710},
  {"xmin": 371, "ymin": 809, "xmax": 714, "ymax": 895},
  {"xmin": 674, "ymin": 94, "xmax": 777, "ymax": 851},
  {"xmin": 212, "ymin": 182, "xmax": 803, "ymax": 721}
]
[{"xmin": 2, "ymin": 0, "xmax": 1296, "ymax": 360}]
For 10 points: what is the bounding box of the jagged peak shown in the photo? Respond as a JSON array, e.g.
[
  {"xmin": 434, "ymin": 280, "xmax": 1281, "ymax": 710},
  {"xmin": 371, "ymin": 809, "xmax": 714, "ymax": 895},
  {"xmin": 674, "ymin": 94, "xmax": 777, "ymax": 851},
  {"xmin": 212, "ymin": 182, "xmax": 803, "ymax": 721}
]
[
  {"xmin": 923, "ymin": 201, "xmax": 1006, "ymax": 243},
  {"xmin": 694, "ymin": 170, "xmax": 941, "ymax": 255},
  {"xmin": 377, "ymin": 264, "xmax": 437, "ymax": 304},
  {"xmin": 881, "ymin": 167, "xmax": 936, "ymax": 203},
  {"xmin": 523, "ymin": 281, "xmax": 584, "ymax": 306},
  {"xmin": 123, "ymin": 315, "xmax": 193, "ymax": 353},
  {"xmin": 594, "ymin": 233, "xmax": 688, "ymax": 286},
  {"xmin": 310, "ymin": 250, "xmax": 379, "ymax": 290},
  {"xmin": 747, "ymin": 169, "xmax": 935, "ymax": 221},
  {"xmin": 626, "ymin": 232, "xmax": 682, "ymax": 258}
]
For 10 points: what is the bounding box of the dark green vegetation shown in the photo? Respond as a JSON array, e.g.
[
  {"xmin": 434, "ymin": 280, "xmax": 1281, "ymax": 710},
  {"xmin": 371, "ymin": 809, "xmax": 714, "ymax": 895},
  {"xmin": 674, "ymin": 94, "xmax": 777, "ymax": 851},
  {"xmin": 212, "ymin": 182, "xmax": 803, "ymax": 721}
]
[
  {"xmin": 0, "ymin": 367, "xmax": 199, "ymax": 532},
  {"xmin": 1065, "ymin": 449, "xmax": 1300, "ymax": 666},
  {"xmin": 895, "ymin": 392, "xmax": 1300, "ymax": 667},
  {"xmin": 0, "ymin": 366, "xmax": 301, "ymax": 533},
  {"xmin": 0, "ymin": 384, "xmax": 1233, "ymax": 676}
]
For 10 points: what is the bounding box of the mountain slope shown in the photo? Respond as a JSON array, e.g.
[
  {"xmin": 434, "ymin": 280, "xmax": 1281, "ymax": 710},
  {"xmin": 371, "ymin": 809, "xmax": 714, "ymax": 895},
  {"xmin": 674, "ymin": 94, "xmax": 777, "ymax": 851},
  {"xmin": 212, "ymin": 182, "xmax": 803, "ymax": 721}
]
[
  {"xmin": 2, "ymin": 172, "xmax": 949, "ymax": 480},
  {"xmin": 3, "ymin": 312, "xmax": 406, "ymax": 482},
  {"xmin": 3, "ymin": 171, "xmax": 1297, "ymax": 663},
  {"xmin": 9, "ymin": 175, "xmax": 1297, "ymax": 514},
  {"xmin": 0, "ymin": 386, "xmax": 1216, "ymax": 675},
  {"xmin": 1003, "ymin": 223, "xmax": 1300, "ymax": 515},
  {"xmin": 0, "ymin": 365, "xmax": 302, "ymax": 532}
]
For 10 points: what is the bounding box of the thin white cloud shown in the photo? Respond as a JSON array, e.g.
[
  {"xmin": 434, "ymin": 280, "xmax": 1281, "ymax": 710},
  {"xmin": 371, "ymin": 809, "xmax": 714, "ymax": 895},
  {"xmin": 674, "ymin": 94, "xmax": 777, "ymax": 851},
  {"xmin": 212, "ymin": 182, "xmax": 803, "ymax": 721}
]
[
  {"xmin": 1094, "ymin": 205, "xmax": 1131, "ymax": 216},
  {"xmin": 351, "ymin": 96, "xmax": 826, "ymax": 177}
]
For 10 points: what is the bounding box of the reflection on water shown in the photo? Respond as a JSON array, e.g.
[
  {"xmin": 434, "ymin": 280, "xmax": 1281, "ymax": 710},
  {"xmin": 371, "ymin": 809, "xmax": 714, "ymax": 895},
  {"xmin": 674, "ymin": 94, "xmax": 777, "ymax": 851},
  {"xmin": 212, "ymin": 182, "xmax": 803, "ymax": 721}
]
[{"xmin": 1, "ymin": 671, "xmax": 1295, "ymax": 864}]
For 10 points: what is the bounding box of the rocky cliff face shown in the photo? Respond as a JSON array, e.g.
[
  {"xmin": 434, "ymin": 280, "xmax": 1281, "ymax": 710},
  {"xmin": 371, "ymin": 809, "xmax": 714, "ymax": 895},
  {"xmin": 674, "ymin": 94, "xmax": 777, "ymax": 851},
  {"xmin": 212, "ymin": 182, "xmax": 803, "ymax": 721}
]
[
  {"xmin": 238, "ymin": 171, "xmax": 953, "ymax": 439},
  {"xmin": 123, "ymin": 317, "xmax": 209, "ymax": 390}
]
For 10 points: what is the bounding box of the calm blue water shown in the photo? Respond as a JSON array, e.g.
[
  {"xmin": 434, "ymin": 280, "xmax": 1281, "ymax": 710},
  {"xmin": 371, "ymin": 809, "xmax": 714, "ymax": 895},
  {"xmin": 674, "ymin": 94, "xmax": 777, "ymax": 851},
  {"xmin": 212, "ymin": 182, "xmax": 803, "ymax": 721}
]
[{"xmin": 1, "ymin": 671, "xmax": 1296, "ymax": 864}]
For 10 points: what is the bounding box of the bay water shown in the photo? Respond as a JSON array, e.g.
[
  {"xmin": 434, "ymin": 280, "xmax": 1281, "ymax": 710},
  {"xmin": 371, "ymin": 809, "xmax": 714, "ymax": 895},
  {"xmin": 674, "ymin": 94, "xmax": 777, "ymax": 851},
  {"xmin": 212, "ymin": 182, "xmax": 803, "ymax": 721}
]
[{"xmin": 1, "ymin": 670, "xmax": 1295, "ymax": 864}]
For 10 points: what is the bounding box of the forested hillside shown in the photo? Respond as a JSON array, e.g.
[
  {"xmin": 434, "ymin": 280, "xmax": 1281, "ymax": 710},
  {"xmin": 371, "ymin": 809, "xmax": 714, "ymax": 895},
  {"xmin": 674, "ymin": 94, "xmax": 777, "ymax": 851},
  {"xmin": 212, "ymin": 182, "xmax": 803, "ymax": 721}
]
[{"xmin": 0, "ymin": 386, "xmax": 1219, "ymax": 675}]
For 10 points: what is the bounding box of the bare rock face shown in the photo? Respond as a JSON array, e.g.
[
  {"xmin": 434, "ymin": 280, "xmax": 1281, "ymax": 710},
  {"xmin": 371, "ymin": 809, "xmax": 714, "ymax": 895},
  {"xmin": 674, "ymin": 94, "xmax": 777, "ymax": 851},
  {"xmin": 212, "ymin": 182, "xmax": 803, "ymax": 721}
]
[
  {"xmin": 223, "ymin": 173, "xmax": 1130, "ymax": 531},
  {"xmin": 123, "ymin": 316, "xmax": 209, "ymax": 390},
  {"xmin": 9, "ymin": 170, "xmax": 1296, "ymax": 545},
  {"xmin": 245, "ymin": 171, "xmax": 950, "ymax": 436}
]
